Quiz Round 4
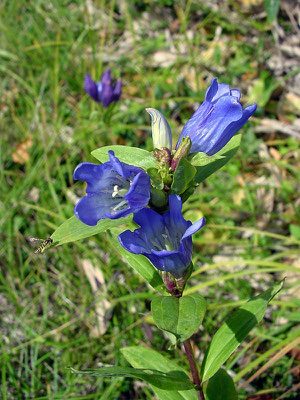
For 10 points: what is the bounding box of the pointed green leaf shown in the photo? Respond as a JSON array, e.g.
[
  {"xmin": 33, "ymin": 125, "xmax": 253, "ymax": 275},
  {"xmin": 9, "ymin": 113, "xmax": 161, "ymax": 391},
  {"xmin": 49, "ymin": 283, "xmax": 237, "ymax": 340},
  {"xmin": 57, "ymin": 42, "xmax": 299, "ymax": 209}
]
[
  {"xmin": 171, "ymin": 158, "xmax": 196, "ymax": 195},
  {"xmin": 151, "ymin": 293, "xmax": 206, "ymax": 342},
  {"xmin": 107, "ymin": 231, "xmax": 166, "ymax": 294},
  {"xmin": 205, "ymin": 369, "xmax": 238, "ymax": 400},
  {"xmin": 70, "ymin": 365, "xmax": 194, "ymax": 391},
  {"xmin": 201, "ymin": 280, "xmax": 283, "ymax": 382},
  {"xmin": 264, "ymin": 0, "xmax": 280, "ymax": 23},
  {"xmin": 50, "ymin": 215, "xmax": 129, "ymax": 246},
  {"xmin": 193, "ymin": 134, "xmax": 241, "ymax": 184},
  {"xmin": 122, "ymin": 346, "xmax": 198, "ymax": 400},
  {"xmin": 91, "ymin": 145, "xmax": 156, "ymax": 170}
]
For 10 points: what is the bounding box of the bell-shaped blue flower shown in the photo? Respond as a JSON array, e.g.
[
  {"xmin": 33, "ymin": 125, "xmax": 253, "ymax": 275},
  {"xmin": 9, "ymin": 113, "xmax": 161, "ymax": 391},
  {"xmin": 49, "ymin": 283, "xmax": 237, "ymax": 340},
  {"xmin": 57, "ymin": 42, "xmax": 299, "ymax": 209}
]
[
  {"xmin": 118, "ymin": 195, "xmax": 205, "ymax": 279},
  {"xmin": 84, "ymin": 69, "xmax": 122, "ymax": 107},
  {"xmin": 73, "ymin": 151, "xmax": 150, "ymax": 226},
  {"xmin": 176, "ymin": 78, "xmax": 257, "ymax": 156}
]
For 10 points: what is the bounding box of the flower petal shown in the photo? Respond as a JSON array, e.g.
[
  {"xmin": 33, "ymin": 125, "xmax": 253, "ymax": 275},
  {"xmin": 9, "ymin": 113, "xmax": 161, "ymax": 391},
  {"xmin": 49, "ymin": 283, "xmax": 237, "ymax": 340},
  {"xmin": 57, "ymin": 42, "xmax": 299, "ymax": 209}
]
[
  {"xmin": 118, "ymin": 229, "xmax": 152, "ymax": 254},
  {"xmin": 188, "ymin": 95, "xmax": 243, "ymax": 154},
  {"xmin": 230, "ymin": 89, "xmax": 241, "ymax": 100},
  {"xmin": 73, "ymin": 162, "xmax": 117, "ymax": 194},
  {"xmin": 210, "ymin": 82, "xmax": 230, "ymax": 102},
  {"xmin": 108, "ymin": 151, "xmax": 125, "ymax": 177},
  {"xmin": 205, "ymin": 78, "xmax": 218, "ymax": 102},
  {"xmin": 133, "ymin": 208, "xmax": 165, "ymax": 243},
  {"xmin": 163, "ymin": 195, "xmax": 190, "ymax": 238},
  {"xmin": 100, "ymin": 68, "xmax": 113, "ymax": 85},
  {"xmin": 75, "ymin": 194, "xmax": 113, "ymax": 226},
  {"xmin": 100, "ymin": 83, "xmax": 114, "ymax": 107},
  {"xmin": 148, "ymin": 250, "xmax": 191, "ymax": 279},
  {"xmin": 182, "ymin": 217, "xmax": 205, "ymax": 240},
  {"xmin": 112, "ymin": 79, "xmax": 122, "ymax": 101},
  {"xmin": 207, "ymin": 102, "xmax": 257, "ymax": 155},
  {"xmin": 84, "ymin": 73, "xmax": 99, "ymax": 102},
  {"xmin": 125, "ymin": 171, "xmax": 151, "ymax": 209}
]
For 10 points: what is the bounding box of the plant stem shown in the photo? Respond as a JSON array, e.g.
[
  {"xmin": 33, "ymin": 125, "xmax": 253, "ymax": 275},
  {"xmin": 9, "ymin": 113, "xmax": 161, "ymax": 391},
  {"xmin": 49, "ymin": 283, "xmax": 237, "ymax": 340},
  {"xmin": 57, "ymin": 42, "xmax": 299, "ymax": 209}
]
[{"xmin": 183, "ymin": 339, "xmax": 205, "ymax": 400}]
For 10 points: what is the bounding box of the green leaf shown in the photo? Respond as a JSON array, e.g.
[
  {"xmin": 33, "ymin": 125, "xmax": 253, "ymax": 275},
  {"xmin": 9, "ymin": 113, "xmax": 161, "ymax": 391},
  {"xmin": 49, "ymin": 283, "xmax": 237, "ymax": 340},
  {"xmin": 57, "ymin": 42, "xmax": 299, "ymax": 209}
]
[
  {"xmin": 193, "ymin": 134, "xmax": 241, "ymax": 184},
  {"xmin": 107, "ymin": 231, "xmax": 166, "ymax": 294},
  {"xmin": 70, "ymin": 366, "xmax": 194, "ymax": 391},
  {"xmin": 151, "ymin": 293, "xmax": 206, "ymax": 342},
  {"xmin": 188, "ymin": 152, "xmax": 224, "ymax": 167},
  {"xmin": 205, "ymin": 369, "xmax": 238, "ymax": 400},
  {"xmin": 264, "ymin": 0, "xmax": 280, "ymax": 23},
  {"xmin": 122, "ymin": 346, "xmax": 198, "ymax": 400},
  {"xmin": 147, "ymin": 167, "xmax": 164, "ymax": 190},
  {"xmin": 91, "ymin": 145, "xmax": 157, "ymax": 170},
  {"xmin": 171, "ymin": 158, "xmax": 196, "ymax": 195},
  {"xmin": 290, "ymin": 223, "xmax": 300, "ymax": 240},
  {"xmin": 201, "ymin": 280, "xmax": 283, "ymax": 382},
  {"xmin": 50, "ymin": 215, "xmax": 129, "ymax": 246}
]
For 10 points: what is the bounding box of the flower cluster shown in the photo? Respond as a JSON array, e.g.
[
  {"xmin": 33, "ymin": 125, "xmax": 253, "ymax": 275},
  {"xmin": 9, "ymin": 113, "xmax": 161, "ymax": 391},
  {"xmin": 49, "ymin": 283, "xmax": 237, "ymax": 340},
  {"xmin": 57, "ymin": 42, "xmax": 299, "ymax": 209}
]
[
  {"xmin": 74, "ymin": 77, "xmax": 256, "ymax": 286},
  {"xmin": 85, "ymin": 69, "xmax": 122, "ymax": 107}
]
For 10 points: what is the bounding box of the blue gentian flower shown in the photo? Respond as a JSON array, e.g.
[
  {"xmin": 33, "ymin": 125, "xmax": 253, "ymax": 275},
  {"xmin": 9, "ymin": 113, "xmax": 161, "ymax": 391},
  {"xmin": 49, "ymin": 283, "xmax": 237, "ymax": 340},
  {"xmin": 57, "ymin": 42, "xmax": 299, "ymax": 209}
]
[
  {"xmin": 84, "ymin": 69, "xmax": 122, "ymax": 107},
  {"xmin": 176, "ymin": 78, "xmax": 257, "ymax": 156},
  {"xmin": 73, "ymin": 151, "xmax": 150, "ymax": 226},
  {"xmin": 118, "ymin": 195, "xmax": 205, "ymax": 279}
]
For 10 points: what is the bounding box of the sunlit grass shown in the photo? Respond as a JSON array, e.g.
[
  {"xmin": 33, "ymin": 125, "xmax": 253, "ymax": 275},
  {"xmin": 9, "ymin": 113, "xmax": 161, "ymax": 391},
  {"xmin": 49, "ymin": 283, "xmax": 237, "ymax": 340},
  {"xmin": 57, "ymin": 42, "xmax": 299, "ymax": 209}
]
[{"xmin": 1, "ymin": 0, "xmax": 299, "ymax": 399}]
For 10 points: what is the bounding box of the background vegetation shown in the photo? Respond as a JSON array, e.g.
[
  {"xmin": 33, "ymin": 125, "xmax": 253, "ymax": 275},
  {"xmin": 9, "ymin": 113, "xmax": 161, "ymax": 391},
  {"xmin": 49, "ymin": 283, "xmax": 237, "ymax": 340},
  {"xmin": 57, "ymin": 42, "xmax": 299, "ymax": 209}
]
[{"xmin": 1, "ymin": 0, "xmax": 299, "ymax": 399}]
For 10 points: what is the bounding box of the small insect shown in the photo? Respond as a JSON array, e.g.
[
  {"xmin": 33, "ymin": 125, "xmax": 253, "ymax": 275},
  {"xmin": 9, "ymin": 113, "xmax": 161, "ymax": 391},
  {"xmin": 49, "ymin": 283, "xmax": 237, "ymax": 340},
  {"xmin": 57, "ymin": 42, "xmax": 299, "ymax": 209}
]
[{"xmin": 32, "ymin": 237, "xmax": 53, "ymax": 254}]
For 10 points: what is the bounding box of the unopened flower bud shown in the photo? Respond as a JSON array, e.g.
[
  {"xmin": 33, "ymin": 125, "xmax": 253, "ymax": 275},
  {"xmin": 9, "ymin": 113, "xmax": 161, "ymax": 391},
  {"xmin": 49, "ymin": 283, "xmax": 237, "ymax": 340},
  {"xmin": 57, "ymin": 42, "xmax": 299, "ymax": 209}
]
[
  {"xmin": 150, "ymin": 187, "xmax": 168, "ymax": 208},
  {"xmin": 146, "ymin": 108, "xmax": 172, "ymax": 151},
  {"xmin": 171, "ymin": 136, "xmax": 192, "ymax": 170}
]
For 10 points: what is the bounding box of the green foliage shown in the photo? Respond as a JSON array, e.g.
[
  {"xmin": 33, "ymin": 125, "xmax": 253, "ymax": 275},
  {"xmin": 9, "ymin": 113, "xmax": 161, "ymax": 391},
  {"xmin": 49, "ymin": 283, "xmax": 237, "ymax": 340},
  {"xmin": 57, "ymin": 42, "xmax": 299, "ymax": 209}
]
[
  {"xmin": 70, "ymin": 365, "xmax": 194, "ymax": 391},
  {"xmin": 122, "ymin": 346, "xmax": 198, "ymax": 399},
  {"xmin": 151, "ymin": 293, "xmax": 206, "ymax": 342},
  {"xmin": 248, "ymin": 71, "xmax": 275, "ymax": 107},
  {"xmin": 193, "ymin": 134, "xmax": 241, "ymax": 183},
  {"xmin": 201, "ymin": 280, "xmax": 284, "ymax": 382},
  {"xmin": 205, "ymin": 369, "xmax": 238, "ymax": 400},
  {"xmin": 171, "ymin": 158, "xmax": 196, "ymax": 195},
  {"xmin": 147, "ymin": 167, "xmax": 164, "ymax": 190},
  {"xmin": 91, "ymin": 145, "xmax": 156, "ymax": 170},
  {"xmin": 264, "ymin": 0, "xmax": 280, "ymax": 23},
  {"xmin": 150, "ymin": 187, "xmax": 168, "ymax": 207},
  {"xmin": 50, "ymin": 215, "xmax": 130, "ymax": 246},
  {"xmin": 188, "ymin": 152, "xmax": 224, "ymax": 167}
]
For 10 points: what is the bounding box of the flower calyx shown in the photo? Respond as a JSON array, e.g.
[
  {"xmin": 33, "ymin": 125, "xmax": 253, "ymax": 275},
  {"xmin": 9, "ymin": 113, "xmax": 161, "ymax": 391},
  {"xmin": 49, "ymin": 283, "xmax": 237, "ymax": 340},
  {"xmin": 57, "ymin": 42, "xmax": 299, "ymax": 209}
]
[{"xmin": 162, "ymin": 263, "xmax": 193, "ymax": 298}]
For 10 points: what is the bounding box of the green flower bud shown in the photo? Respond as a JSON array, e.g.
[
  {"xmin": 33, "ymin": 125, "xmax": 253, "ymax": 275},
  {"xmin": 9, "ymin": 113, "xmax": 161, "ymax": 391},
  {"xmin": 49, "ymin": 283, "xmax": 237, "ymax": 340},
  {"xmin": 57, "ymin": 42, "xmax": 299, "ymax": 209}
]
[{"xmin": 150, "ymin": 187, "xmax": 168, "ymax": 208}]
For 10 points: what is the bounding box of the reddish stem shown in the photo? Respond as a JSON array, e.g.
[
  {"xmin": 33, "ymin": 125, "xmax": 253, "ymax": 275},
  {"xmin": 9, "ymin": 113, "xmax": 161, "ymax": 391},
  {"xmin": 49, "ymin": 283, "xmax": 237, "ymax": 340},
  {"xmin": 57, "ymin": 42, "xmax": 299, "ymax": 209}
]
[{"xmin": 183, "ymin": 339, "xmax": 205, "ymax": 400}]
